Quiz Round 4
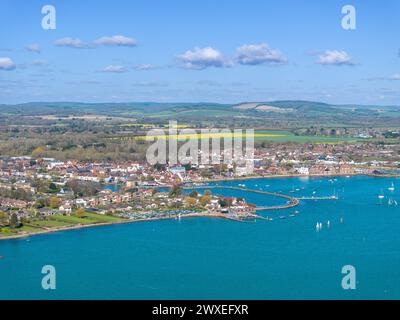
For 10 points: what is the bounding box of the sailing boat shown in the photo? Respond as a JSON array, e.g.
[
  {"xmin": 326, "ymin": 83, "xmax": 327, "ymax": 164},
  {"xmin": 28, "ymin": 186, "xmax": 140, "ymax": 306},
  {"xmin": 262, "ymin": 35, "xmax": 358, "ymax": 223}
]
[
  {"xmin": 388, "ymin": 198, "xmax": 398, "ymax": 206},
  {"xmin": 388, "ymin": 183, "xmax": 395, "ymax": 192}
]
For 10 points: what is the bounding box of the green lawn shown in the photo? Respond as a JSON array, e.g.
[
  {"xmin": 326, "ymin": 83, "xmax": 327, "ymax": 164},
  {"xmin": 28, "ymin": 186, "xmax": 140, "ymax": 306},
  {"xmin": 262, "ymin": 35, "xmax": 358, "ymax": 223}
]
[
  {"xmin": 83, "ymin": 212, "xmax": 123, "ymax": 222},
  {"xmin": 30, "ymin": 219, "xmax": 72, "ymax": 227},
  {"xmin": 49, "ymin": 215, "xmax": 95, "ymax": 224},
  {"xmin": 0, "ymin": 225, "xmax": 44, "ymax": 236},
  {"xmin": 49, "ymin": 212, "xmax": 123, "ymax": 225},
  {"xmin": 0, "ymin": 227, "xmax": 16, "ymax": 235},
  {"xmin": 0, "ymin": 213, "xmax": 124, "ymax": 237},
  {"xmin": 19, "ymin": 225, "xmax": 44, "ymax": 232}
]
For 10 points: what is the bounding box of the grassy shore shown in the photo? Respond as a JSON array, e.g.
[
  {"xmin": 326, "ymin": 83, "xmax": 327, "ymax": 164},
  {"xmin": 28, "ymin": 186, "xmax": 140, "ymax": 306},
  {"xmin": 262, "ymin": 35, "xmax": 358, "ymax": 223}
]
[
  {"xmin": 0, "ymin": 211, "xmax": 238, "ymax": 241},
  {"xmin": 0, "ymin": 212, "xmax": 124, "ymax": 240}
]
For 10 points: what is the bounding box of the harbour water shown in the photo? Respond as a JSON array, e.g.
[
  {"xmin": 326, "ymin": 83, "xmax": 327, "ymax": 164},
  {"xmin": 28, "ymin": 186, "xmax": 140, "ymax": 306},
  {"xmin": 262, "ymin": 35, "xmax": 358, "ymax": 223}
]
[{"xmin": 1, "ymin": 176, "xmax": 399, "ymax": 299}]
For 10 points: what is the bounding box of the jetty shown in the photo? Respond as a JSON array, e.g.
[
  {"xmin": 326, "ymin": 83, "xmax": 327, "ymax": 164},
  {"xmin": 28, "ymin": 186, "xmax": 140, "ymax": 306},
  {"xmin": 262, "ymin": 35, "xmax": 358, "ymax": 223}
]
[
  {"xmin": 183, "ymin": 185, "xmax": 340, "ymax": 212},
  {"xmin": 297, "ymin": 196, "xmax": 338, "ymax": 200},
  {"xmin": 183, "ymin": 185, "xmax": 300, "ymax": 211}
]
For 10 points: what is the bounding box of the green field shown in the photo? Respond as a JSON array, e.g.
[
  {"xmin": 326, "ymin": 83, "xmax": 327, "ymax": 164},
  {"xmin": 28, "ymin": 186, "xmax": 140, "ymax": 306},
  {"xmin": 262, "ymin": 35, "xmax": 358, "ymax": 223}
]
[
  {"xmin": 83, "ymin": 212, "xmax": 123, "ymax": 222},
  {"xmin": 114, "ymin": 130, "xmax": 361, "ymax": 144},
  {"xmin": 148, "ymin": 109, "xmax": 240, "ymax": 118},
  {"xmin": 49, "ymin": 212, "xmax": 122, "ymax": 225},
  {"xmin": 0, "ymin": 212, "xmax": 124, "ymax": 238},
  {"xmin": 254, "ymin": 131, "xmax": 359, "ymax": 143},
  {"xmin": 0, "ymin": 224, "xmax": 44, "ymax": 237},
  {"xmin": 30, "ymin": 219, "xmax": 72, "ymax": 228}
]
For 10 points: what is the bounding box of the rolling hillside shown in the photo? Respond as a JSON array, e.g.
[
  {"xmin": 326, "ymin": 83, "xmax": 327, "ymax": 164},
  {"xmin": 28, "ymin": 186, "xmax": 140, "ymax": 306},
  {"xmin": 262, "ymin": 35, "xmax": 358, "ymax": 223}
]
[{"xmin": 1, "ymin": 100, "xmax": 399, "ymax": 127}]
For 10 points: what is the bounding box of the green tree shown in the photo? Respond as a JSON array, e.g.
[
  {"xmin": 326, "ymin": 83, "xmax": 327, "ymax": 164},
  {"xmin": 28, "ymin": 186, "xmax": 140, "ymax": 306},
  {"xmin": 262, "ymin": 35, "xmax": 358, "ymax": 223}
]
[
  {"xmin": 218, "ymin": 199, "xmax": 228, "ymax": 207},
  {"xmin": 9, "ymin": 213, "xmax": 20, "ymax": 228},
  {"xmin": 35, "ymin": 197, "xmax": 47, "ymax": 209},
  {"xmin": 0, "ymin": 211, "xmax": 8, "ymax": 226},
  {"xmin": 48, "ymin": 183, "xmax": 60, "ymax": 193}
]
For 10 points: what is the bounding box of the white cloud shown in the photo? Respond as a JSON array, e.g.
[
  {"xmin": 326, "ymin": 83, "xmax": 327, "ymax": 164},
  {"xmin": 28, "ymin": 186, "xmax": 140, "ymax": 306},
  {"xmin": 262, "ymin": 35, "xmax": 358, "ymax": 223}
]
[
  {"xmin": 236, "ymin": 43, "xmax": 288, "ymax": 65},
  {"xmin": 0, "ymin": 57, "xmax": 16, "ymax": 70},
  {"xmin": 94, "ymin": 35, "xmax": 137, "ymax": 47},
  {"xmin": 55, "ymin": 35, "xmax": 137, "ymax": 49},
  {"xmin": 26, "ymin": 43, "xmax": 41, "ymax": 53},
  {"xmin": 54, "ymin": 38, "xmax": 91, "ymax": 49},
  {"xmin": 100, "ymin": 65, "xmax": 128, "ymax": 73},
  {"xmin": 133, "ymin": 64, "xmax": 159, "ymax": 71},
  {"xmin": 177, "ymin": 47, "xmax": 230, "ymax": 70},
  {"xmin": 316, "ymin": 50, "xmax": 355, "ymax": 66}
]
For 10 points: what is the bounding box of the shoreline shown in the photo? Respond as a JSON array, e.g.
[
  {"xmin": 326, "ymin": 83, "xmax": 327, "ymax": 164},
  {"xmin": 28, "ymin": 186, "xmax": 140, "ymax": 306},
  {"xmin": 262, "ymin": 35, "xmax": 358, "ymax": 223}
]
[
  {"xmin": 0, "ymin": 212, "xmax": 243, "ymax": 241},
  {"xmin": 1, "ymin": 174, "xmax": 398, "ymax": 241}
]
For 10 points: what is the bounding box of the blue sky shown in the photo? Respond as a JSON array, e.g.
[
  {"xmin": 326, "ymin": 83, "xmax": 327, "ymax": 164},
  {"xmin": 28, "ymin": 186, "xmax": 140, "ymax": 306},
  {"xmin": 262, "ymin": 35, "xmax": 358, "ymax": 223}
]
[{"xmin": 0, "ymin": 0, "xmax": 399, "ymax": 105}]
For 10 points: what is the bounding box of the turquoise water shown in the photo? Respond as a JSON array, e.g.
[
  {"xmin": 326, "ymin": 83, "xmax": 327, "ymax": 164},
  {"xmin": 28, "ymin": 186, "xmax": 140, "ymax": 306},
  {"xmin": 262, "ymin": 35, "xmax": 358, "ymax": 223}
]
[{"xmin": 1, "ymin": 176, "xmax": 400, "ymax": 299}]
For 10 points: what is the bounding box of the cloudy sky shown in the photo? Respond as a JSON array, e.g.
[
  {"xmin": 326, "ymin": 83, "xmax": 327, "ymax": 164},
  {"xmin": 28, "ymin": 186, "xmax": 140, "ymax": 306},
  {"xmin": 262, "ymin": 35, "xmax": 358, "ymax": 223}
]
[{"xmin": 1, "ymin": 0, "xmax": 400, "ymax": 104}]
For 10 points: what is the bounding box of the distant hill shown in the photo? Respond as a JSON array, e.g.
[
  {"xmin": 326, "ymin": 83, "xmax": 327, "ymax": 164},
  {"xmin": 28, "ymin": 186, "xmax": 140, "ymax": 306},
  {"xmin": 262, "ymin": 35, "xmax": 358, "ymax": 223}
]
[
  {"xmin": 0, "ymin": 100, "xmax": 399, "ymax": 127},
  {"xmin": 1, "ymin": 100, "xmax": 399, "ymax": 114},
  {"xmin": 234, "ymin": 100, "xmax": 400, "ymax": 112}
]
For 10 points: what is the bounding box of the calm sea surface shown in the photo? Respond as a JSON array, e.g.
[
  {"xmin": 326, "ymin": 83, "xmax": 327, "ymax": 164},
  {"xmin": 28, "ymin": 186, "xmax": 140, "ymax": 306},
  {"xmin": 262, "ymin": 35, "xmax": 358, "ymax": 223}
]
[{"xmin": 1, "ymin": 176, "xmax": 399, "ymax": 299}]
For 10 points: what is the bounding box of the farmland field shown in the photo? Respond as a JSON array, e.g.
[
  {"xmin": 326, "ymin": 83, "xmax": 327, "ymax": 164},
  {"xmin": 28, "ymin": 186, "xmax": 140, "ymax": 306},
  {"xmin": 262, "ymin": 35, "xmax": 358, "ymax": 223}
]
[{"xmin": 112, "ymin": 130, "xmax": 361, "ymax": 144}]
